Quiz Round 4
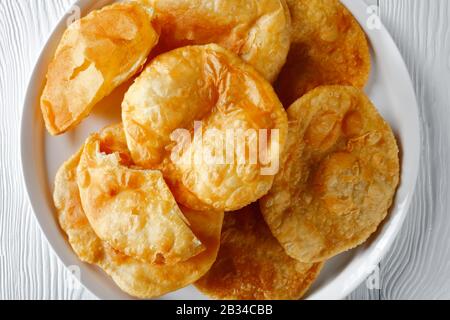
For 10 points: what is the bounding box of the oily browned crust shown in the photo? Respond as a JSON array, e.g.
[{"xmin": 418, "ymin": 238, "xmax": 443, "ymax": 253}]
[
  {"xmin": 54, "ymin": 124, "xmax": 224, "ymax": 298},
  {"xmin": 122, "ymin": 44, "xmax": 288, "ymax": 212},
  {"xmin": 275, "ymin": 0, "xmax": 371, "ymax": 106},
  {"xmin": 41, "ymin": 2, "xmax": 159, "ymax": 135},
  {"xmin": 140, "ymin": 0, "xmax": 291, "ymax": 82},
  {"xmin": 260, "ymin": 86, "xmax": 400, "ymax": 263},
  {"xmin": 195, "ymin": 203, "xmax": 323, "ymax": 300},
  {"xmin": 53, "ymin": 124, "xmax": 127, "ymax": 264},
  {"xmin": 76, "ymin": 133, "xmax": 204, "ymax": 265}
]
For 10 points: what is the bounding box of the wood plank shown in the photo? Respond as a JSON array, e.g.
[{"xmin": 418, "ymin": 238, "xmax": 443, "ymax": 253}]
[
  {"xmin": 351, "ymin": 0, "xmax": 450, "ymax": 300},
  {"xmin": 0, "ymin": 0, "xmax": 94, "ymax": 300},
  {"xmin": 378, "ymin": 0, "xmax": 450, "ymax": 299}
]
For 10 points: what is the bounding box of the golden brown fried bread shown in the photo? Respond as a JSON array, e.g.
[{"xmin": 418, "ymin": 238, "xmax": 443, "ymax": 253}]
[
  {"xmin": 41, "ymin": 2, "xmax": 159, "ymax": 135},
  {"xmin": 139, "ymin": 0, "xmax": 291, "ymax": 82},
  {"xmin": 260, "ymin": 86, "xmax": 400, "ymax": 263},
  {"xmin": 195, "ymin": 203, "xmax": 323, "ymax": 300},
  {"xmin": 107, "ymin": 206, "xmax": 223, "ymax": 298},
  {"xmin": 122, "ymin": 44, "xmax": 288, "ymax": 212},
  {"xmin": 54, "ymin": 124, "xmax": 127, "ymax": 264},
  {"xmin": 54, "ymin": 125, "xmax": 224, "ymax": 298},
  {"xmin": 54, "ymin": 147, "xmax": 103, "ymax": 264},
  {"xmin": 276, "ymin": 0, "xmax": 371, "ymax": 106},
  {"xmin": 77, "ymin": 132, "xmax": 204, "ymax": 265},
  {"xmin": 53, "ymin": 124, "xmax": 127, "ymax": 263}
]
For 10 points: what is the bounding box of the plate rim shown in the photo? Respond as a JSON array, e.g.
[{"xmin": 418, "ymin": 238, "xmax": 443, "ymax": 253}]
[{"xmin": 20, "ymin": 0, "xmax": 421, "ymax": 300}]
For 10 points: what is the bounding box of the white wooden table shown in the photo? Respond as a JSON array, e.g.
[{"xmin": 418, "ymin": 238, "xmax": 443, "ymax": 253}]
[{"xmin": 1, "ymin": 0, "xmax": 449, "ymax": 300}]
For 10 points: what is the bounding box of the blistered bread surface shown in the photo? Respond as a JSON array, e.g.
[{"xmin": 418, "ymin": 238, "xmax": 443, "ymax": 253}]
[
  {"xmin": 276, "ymin": 0, "xmax": 371, "ymax": 106},
  {"xmin": 76, "ymin": 132, "xmax": 204, "ymax": 265},
  {"xmin": 196, "ymin": 203, "xmax": 323, "ymax": 300},
  {"xmin": 140, "ymin": 0, "xmax": 291, "ymax": 82},
  {"xmin": 123, "ymin": 44, "xmax": 288, "ymax": 211},
  {"xmin": 260, "ymin": 86, "xmax": 400, "ymax": 263},
  {"xmin": 41, "ymin": 2, "xmax": 159, "ymax": 135},
  {"xmin": 54, "ymin": 124, "xmax": 224, "ymax": 298}
]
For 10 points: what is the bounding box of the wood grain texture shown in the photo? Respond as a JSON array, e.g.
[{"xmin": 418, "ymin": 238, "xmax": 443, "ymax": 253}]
[
  {"xmin": 378, "ymin": 0, "xmax": 450, "ymax": 299},
  {"xmin": 1, "ymin": 0, "xmax": 449, "ymax": 300},
  {"xmin": 0, "ymin": 0, "xmax": 94, "ymax": 300},
  {"xmin": 349, "ymin": 0, "xmax": 450, "ymax": 300}
]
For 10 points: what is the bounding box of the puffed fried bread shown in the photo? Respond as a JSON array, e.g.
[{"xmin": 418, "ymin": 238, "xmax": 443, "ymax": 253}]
[
  {"xmin": 122, "ymin": 44, "xmax": 288, "ymax": 212},
  {"xmin": 77, "ymin": 131, "xmax": 204, "ymax": 265},
  {"xmin": 139, "ymin": 0, "xmax": 291, "ymax": 82},
  {"xmin": 41, "ymin": 2, "xmax": 159, "ymax": 135},
  {"xmin": 54, "ymin": 124, "xmax": 224, "ymax": 298},
  {"xmin": 276, "ymin": 0, "xmax": 371, "ymax": 106},
  {"xmin": 195, "ymin": 203, "xmax": 323, "ymax": 300},
  {"xmin": 260, "ymin": 86, "xmax": 400, "ymax": 263}
]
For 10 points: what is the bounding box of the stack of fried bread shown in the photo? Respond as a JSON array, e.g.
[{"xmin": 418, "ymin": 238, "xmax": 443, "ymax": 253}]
[{"xmin": 43, "ymin": 0, "xmax": 399, "ymax": 300}]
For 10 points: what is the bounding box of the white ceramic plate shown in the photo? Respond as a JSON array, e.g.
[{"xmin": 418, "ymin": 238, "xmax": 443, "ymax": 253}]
[{"xmin": 21, "ymin": 0, "xmax": 420, "ymax": 300}]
